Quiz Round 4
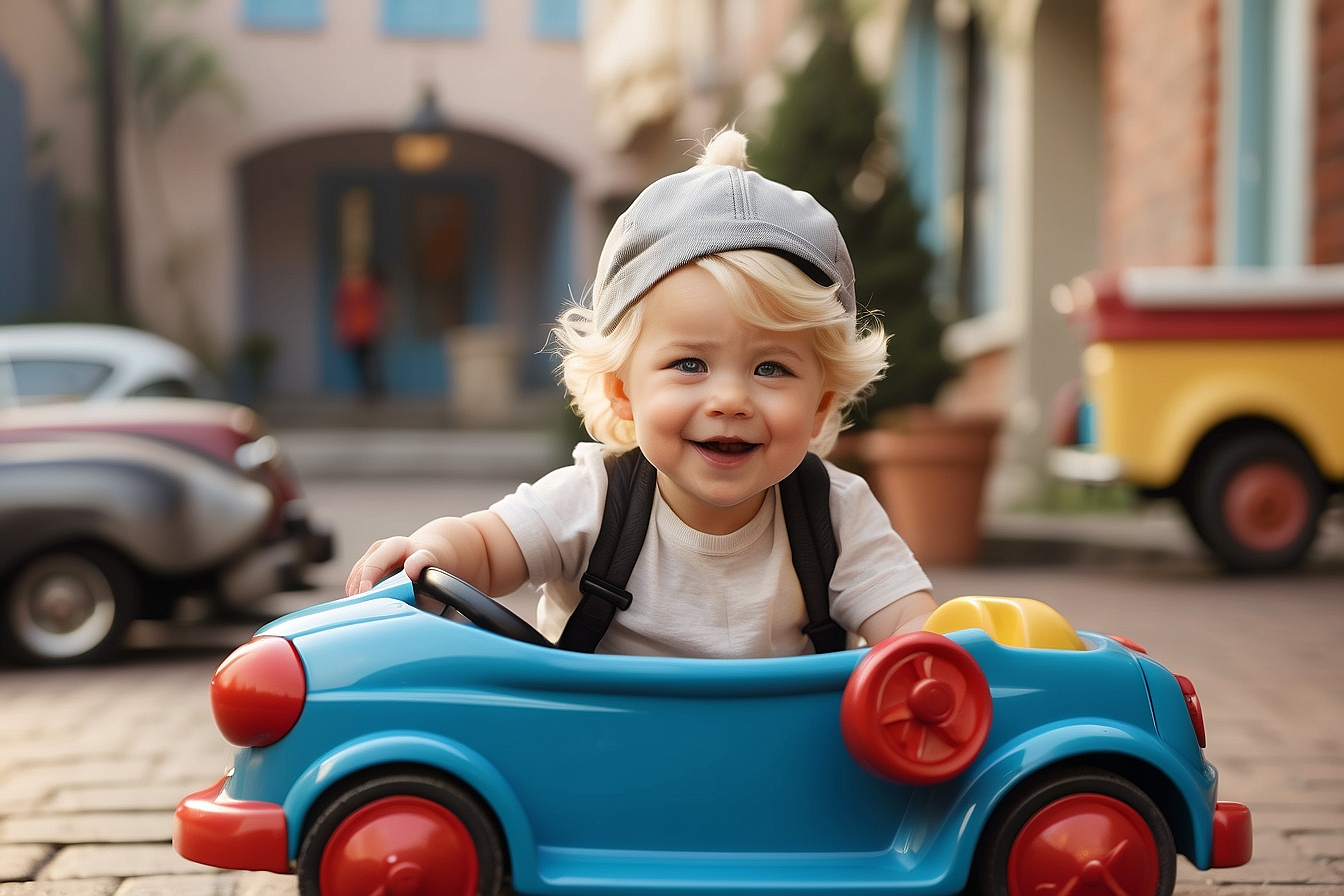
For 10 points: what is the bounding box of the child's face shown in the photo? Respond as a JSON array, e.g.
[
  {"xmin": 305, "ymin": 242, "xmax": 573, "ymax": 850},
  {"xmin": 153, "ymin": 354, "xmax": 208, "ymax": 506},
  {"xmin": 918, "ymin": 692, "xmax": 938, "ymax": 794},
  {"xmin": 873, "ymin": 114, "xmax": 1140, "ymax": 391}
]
[{"xmin": 606, "ymin": 265, "xmax": 835, "ymax": 535}]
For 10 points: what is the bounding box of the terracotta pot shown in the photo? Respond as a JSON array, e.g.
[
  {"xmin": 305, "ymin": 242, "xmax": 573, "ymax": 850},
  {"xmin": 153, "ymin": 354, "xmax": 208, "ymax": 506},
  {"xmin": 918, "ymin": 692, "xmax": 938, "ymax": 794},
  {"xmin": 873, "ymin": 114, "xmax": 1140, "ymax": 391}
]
[{"xmin": 857, "ymin": 407, "xmax": 1001, "ymax": 566}]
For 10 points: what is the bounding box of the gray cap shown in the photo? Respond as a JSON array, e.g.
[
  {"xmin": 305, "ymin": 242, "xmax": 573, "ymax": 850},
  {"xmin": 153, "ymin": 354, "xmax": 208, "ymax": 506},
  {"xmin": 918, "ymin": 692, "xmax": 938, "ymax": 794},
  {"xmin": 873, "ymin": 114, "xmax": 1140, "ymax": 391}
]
[{"xmin": 594, "ymin": 163, "xmax": 855, "ymax": 334}]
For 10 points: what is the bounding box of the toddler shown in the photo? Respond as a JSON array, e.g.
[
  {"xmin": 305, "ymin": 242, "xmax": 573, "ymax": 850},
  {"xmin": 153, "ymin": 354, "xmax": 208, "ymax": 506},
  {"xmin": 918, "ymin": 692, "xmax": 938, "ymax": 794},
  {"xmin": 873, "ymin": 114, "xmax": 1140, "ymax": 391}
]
[{"xmin": 347, "ymin": 128, "xmax": 936, "ymax": 657}]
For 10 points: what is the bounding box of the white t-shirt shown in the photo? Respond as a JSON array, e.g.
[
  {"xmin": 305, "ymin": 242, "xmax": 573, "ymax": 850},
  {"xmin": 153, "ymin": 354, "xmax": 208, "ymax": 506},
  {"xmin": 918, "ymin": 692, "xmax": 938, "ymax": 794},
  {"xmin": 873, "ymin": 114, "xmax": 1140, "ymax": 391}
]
[{"xmin": 490, "ymin": 442, "xmax": 931, "ymax": 658}]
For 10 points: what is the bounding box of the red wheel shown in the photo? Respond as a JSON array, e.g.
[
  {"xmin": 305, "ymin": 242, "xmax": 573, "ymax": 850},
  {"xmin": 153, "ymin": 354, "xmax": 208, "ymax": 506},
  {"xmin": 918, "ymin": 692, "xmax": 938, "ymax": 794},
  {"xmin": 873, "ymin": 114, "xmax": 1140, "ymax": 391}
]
[
  {"xmin": 1222, "ymin": 460, "xmax": 1310, "ymax": 551},
  {"xmin": 1184, "ymin": 431, "xmax": 1325, "ymax": 572},
  {"xmin": 319, "ymin": 796, "xmax": 476, "ymax": 896},
  {"xmin": 298, "ymin": 772, "xmax": 503, "ymax": 896},
  {"xmin": 841, "ymin": 631, "xmax": 992, "ymax": 784},
  {"xmin": 1008, "ymin": 794, "xmax": 1161, "ymax": 896},
  {"xmin": 973, "ymin": 767, "xmax": 1176, "ymax": 896}
]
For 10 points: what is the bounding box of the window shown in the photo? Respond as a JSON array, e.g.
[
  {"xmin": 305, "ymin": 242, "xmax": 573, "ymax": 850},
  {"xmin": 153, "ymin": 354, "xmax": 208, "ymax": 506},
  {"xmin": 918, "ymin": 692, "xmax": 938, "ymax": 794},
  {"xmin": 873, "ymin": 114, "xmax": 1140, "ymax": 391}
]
[
  {"xmin": 241, "ymin": 0, "xmax": 323, "ymax": 31},
  {"xmin": 1219, "ymin": 0, "xmax": 1312, "ymax": 266},
  {"xmin": 128, "ymin": 378, "xmax": 195, "ymax": 399},
  {"xmin": 8, "ymin": 359, "xmax": 113, "ymax": 404},
  {"xmin": 534, "ymin": 0, "xmax": 581, "ymax": 40},
  {"xmin": 382, "ymin": 0, "xmax": 482, "ymax": 38}
]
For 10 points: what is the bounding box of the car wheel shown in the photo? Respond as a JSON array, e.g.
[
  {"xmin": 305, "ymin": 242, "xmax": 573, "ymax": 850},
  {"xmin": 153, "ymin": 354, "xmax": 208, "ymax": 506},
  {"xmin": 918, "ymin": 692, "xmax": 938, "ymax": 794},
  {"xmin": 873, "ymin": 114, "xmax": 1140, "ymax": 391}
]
[
  {"xmin": 297, "ymin": 770, "xmax": 504, "ymax": 896},
  {"xmin": 972, "ymin": 766, "xmax": 1176, "ymax": 896},
  {"xmin": 1, "ymin": 546, "xmax": 139, "ymax": 666},
  {"xmin": 841, "ymin": 631, "xmax": 992, "ymax": 785},
  {"xmin": 1187, "ymin": 432, "xmax": 1326, "ymax": 572}
]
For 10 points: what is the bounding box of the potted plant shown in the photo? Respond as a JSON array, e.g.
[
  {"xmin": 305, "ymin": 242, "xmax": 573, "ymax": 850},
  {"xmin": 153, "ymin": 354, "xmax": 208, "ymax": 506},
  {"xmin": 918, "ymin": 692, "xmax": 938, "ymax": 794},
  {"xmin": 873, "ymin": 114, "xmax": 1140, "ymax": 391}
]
[{"xmin": 752, "ymin": 0, "xmax": 999, "ymax": 565}]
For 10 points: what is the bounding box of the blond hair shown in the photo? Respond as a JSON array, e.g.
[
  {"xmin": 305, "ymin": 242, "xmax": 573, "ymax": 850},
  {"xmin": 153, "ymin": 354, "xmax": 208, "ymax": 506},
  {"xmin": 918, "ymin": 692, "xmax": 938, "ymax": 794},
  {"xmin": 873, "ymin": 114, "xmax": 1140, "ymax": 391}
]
[{"xmin": 554, "ymin": 249, "xmax": 887, "ymax": 456}]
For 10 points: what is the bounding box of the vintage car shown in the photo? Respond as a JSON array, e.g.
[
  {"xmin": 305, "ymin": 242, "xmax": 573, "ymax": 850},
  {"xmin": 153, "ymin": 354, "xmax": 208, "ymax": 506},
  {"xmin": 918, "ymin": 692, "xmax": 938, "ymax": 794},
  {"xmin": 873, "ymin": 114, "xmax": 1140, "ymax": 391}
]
[
  {"xmin": 1050, "ymin": 265, "xmax": 1344, "ymax": 572},
  {"xmin": 175, "ymin": 571, "xmax": 1251, "ymax": 896},
  {"xmin": 0, "ymin": 323, "xmax": 221, "ymax": 406},
  {"xmin": 0, "ymin": 399, "xmax": 333, "ymax": 665}
]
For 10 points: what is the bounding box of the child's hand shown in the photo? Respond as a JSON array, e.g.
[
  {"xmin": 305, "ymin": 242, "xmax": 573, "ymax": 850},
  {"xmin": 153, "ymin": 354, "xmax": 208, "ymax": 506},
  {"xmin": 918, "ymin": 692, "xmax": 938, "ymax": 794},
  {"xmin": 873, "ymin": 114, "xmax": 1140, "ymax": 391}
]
[
  {"xmin": 345, "ymin": 535, "xmax": 446, "ymax": 596},
  {"xmin": 344, "ymin": 512, "xmax": 529, "ymax": 599}
]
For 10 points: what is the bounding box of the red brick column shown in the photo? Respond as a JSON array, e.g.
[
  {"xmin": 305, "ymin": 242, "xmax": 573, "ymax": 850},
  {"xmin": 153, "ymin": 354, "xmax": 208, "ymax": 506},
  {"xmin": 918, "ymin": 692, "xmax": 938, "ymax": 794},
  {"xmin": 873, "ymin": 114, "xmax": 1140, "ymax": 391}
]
[
  {"xmin": 1100, "ymin": 0, "xmax": 1220, "ymax": 268},
  {"xmin": 1315, "ymin": 0, "xmax": 1344, "ymax": 263}
]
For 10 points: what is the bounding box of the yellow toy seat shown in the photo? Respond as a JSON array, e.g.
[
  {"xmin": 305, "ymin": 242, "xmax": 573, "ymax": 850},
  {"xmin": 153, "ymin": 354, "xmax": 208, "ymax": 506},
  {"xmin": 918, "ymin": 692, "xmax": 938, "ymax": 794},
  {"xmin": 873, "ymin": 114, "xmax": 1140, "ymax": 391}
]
[{"xmin": 923, "ymin": 596, "xmax": 1086, "ymax": 651}]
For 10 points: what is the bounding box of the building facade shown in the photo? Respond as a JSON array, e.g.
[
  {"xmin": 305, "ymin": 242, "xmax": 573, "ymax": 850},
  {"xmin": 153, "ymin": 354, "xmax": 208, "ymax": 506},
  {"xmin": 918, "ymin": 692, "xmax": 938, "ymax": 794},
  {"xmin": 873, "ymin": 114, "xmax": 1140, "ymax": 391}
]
[
  {"xmin": 866, "ymin": 0, "xmax": 1342, "ymax": 506},
  {"xmin": 0, "ymin": 0, "xmax": 808, "ymax": 421}
]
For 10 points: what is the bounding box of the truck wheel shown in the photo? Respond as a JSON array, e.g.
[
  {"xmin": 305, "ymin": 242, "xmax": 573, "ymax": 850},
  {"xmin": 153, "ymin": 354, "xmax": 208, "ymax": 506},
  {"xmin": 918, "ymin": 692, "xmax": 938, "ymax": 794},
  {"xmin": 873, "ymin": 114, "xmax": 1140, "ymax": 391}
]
[
  {"xmin": 1188, "ymin": 432, "xmax": 1326, "ymax": 572},
  {"xmin": 972, "ymin": 766, "xmax": 1175, "ymax": 896},
  {"xmin": 1, "ymin": 546, "xmax": 139, "ymax": 666},
  {"xmin": 298, "ymin": 771, "xmax": 504, "ymax": 896}
]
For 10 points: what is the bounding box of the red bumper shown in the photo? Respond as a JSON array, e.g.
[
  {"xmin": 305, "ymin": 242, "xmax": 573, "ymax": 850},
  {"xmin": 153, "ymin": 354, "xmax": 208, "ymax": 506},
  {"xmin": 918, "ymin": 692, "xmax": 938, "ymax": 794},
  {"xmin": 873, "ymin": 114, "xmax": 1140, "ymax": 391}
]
[
  {"xmin": 1211, "ymin": 801, "xmax": 1253, "ymax": 868},
  {"xmin": 174, "ymin": 776, "xmax": 291, "ymax": 874}
]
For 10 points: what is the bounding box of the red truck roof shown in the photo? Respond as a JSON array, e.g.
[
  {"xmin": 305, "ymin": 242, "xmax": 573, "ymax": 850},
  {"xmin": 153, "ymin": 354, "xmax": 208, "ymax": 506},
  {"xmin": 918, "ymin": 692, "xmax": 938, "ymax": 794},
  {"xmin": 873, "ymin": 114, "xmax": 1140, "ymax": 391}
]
[{"xmin": 1064, "ymin": 266, "xmax": 1344, "ymax": 342}]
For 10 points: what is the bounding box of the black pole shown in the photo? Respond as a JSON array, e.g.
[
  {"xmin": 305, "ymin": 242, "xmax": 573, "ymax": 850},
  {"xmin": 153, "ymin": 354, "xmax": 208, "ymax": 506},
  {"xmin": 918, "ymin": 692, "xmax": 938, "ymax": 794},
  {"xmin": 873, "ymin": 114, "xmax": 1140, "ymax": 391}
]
[
  {"xmin": 956, "ymin": 14, "xmax": 982, "ymax": 321},
  {"xmin": 98, "ymin": 0, "xmax": 127, "ymax": 319}
]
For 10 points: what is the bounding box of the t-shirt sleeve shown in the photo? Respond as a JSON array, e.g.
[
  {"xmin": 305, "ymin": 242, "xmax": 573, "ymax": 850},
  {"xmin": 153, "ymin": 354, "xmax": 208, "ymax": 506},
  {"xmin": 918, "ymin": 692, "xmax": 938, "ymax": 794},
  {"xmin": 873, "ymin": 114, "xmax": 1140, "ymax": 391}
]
[
  {"xmin": 824, "ymin": 462, "xmax": 933, "ymax": 634},
  {"xmin": 488, "ymin": 442, "xmax": 609, "ymax": 589}
]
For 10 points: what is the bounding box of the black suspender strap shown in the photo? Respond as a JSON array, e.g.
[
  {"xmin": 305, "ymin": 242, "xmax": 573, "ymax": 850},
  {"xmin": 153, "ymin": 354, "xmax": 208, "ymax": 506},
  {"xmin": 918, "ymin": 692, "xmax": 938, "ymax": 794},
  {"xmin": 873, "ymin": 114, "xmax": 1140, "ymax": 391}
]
[
  {"xmin": 558, "ymin": 449, "xmax": 844, "ymax": 654},
  {"xmin": 556, "ymin": 448, "xmax": 657, "ymax": 652},
  {"xmin": 778, "ymin": 452, "xmax": 844, "ymax": 654}
]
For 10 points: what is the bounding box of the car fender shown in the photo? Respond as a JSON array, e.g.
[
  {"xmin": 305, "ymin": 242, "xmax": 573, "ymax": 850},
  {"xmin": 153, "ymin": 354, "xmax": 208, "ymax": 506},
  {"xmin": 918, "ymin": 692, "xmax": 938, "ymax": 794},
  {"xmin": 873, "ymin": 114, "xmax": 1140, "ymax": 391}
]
[
  {"xmin": 280, "ymin": 729, "xmax": 539, "ymax": 879},
  {"xmin": 931, "ymin": 719, "xmax": 1218, "ymax": 882},
  {"xmin": 1094, "ymin": 343, "xmax": 1340, "ymax": 485},
  {"xmin": 0, "ymin": 437, "xmax": 270, "ymax": 575}
]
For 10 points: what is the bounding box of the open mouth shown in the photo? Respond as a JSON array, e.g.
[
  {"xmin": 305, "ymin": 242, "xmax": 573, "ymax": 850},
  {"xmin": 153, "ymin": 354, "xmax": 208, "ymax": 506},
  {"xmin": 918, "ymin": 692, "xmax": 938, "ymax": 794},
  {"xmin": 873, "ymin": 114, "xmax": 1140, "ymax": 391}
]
[{"xmin": 694, "ymin": 439, "xmax": 760, "ymax": 457}]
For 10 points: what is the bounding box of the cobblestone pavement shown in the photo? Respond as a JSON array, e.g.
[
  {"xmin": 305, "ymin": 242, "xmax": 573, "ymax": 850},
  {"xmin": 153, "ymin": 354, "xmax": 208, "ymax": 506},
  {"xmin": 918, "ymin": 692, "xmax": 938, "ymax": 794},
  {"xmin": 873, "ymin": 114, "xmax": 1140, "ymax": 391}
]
[{"xmin": 0, "ymin": 473, "xmax": 1340, "ymax": 894}]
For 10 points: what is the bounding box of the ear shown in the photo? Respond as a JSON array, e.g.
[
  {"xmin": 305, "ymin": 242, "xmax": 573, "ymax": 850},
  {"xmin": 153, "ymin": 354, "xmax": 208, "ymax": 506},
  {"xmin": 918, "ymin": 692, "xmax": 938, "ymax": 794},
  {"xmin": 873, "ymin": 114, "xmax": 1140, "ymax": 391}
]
[
  {"xmin": 605, "ymin": 373, "xmax": 634, "ymax": 421},
  {"xmin": 811, "ymin": 391, "xmax": 836, "ymax": 439}
]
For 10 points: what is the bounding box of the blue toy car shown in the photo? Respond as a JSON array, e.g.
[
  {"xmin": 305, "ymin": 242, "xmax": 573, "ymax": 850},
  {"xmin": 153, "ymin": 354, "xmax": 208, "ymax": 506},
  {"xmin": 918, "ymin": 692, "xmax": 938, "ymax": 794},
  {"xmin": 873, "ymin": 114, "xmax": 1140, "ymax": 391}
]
[{"xmin": 174, "ymin": 570, "xmax": 1251, "ymax": 896}]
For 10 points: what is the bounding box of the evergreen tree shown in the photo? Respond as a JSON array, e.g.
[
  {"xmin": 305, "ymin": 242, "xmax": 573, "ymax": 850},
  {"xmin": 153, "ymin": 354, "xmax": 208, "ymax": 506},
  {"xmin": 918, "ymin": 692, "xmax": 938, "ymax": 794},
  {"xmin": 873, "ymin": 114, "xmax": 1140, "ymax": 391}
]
[{"xmin": 752, "ymin": 0, "xmax": 956, "ymax": 424}]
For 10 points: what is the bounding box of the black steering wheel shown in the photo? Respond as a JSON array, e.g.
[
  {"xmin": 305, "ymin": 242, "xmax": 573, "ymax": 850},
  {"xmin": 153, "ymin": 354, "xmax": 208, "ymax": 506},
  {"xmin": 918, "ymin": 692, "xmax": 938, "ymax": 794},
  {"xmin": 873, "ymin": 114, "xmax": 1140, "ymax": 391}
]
[{"xmin": 415, "ymin": 568, "xmax": 553, "ymax": 648}]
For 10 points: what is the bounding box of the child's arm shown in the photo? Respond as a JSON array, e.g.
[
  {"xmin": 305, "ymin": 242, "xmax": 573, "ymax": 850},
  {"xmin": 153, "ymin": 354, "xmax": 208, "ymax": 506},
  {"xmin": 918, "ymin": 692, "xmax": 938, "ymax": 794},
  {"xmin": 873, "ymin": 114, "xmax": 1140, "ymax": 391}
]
[
  {"xmin": 345, "ymin": 510, "xmax": 529, "ymax": 598},
  {"xmin": 857, "ymin": 589, "xmax": 937, "ymax": 645}
]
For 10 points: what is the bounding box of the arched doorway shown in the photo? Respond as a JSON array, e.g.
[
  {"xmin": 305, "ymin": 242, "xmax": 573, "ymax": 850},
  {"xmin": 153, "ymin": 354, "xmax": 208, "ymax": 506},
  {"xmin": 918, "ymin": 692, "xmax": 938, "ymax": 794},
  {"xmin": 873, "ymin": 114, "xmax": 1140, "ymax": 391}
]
[{"xmin": 237, "ymin": 128, "xmax": 574, "ymax": 405}]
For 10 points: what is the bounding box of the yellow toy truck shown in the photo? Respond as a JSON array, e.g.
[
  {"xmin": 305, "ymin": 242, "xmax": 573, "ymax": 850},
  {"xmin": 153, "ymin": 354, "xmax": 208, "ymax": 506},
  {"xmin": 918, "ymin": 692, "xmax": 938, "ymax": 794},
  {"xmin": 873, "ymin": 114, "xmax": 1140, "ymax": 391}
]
[{"xmin": 1050, "ymin": 266, "xmax": 1344, "ymax": 572}]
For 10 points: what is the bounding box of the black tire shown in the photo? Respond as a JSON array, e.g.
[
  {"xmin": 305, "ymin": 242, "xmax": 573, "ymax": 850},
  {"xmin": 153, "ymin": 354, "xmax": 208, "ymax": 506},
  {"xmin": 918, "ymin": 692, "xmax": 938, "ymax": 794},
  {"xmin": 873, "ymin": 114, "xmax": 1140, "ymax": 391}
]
[
  {"xmin": 0, "ymin": 545, "xmax": 139, "ymax": 666},
  {"xmin": 1186, "ymin": 432, "xmax": 1326, "ymax": 572},
  {"xmin": 297, "ymin": 770, "xmax": 504, "ymax": 896},
  {"xmin": 972, "ymin": 766, "xmax": 1176, "ymax": 896}
]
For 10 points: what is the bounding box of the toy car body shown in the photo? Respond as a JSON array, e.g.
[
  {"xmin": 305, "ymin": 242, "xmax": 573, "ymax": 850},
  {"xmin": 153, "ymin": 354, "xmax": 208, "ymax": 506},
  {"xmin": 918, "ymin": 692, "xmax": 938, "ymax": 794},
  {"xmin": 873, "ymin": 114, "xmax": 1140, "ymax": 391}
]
[
  {"xmin": 1050, "ymin": 266, "xmax": 1344, "ymax": 571},
  {"xmin": 175, "ymin": 574, "xmax": 1250, "ymax": 896},
  {"xmin": 0, "ymin": 399, "xmax": 333, "ymax": 665}
]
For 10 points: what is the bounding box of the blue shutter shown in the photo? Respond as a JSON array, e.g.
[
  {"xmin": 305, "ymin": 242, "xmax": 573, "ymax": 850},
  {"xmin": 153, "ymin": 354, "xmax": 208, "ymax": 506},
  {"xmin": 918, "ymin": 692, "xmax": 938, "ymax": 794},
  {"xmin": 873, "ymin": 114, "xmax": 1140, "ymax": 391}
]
[
  {"xmin": 241, "ymin": 0, "xmax": 324, "ymax": 31},
  {"xmin": 0, "ymin": 53, "xmax": 35, "ymax": 322},
  {"xmin": 895, "ymin": 0, "xmax": 942, "ymax": 254},
  {"xmin": 1233, "ymin": 0, "xmax": 1274, "ymax": 265},
  {"xmin": 382, "ymin": 0, "xmax": 482, "ymax": 38}
]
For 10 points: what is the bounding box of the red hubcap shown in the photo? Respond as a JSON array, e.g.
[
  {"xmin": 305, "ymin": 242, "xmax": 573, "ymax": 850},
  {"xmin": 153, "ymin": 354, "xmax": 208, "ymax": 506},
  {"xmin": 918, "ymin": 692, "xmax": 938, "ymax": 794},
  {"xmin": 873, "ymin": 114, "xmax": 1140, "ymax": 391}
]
[
  {"xmin": 1007, "ymin": 793, "xmax": 1160, "ymax": 896},
  {"xmin": 319, "ymin": 795, "xmax": 478, "ymax": 896},
  {"xmin": 1222, "ymin": 461, "xmax": 1309, "ymax": 551},
  {"xmin": 842, "ymin": 632, "xmax": 992, "ymax": 785}
]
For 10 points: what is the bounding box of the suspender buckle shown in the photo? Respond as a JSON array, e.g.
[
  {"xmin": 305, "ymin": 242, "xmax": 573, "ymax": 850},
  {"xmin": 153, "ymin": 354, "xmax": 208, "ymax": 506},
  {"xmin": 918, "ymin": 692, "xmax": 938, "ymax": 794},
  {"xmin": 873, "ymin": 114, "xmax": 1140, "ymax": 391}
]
[
  {"xmin": 802, "ymin": 618, "xmax": 844, "ymax": 638},
  {"xmin": 579, "ymin": 572, "xmax": 633, "ymax": 611}
]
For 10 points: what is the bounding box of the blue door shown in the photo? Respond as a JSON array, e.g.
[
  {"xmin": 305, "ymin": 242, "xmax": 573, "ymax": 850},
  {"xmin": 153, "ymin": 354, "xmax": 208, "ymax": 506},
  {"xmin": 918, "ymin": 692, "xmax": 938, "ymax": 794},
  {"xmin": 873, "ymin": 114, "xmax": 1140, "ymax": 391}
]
[{"xmin": 317, "ymin": 172, "xmax": 496, "ymax": 395}]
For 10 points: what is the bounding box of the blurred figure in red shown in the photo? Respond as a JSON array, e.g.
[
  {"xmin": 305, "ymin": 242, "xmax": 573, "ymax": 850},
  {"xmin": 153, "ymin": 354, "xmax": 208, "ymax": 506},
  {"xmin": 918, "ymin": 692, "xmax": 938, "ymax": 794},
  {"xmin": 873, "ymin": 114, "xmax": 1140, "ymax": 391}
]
[{"xmin": 335, "ymin": 264, "xmax": 386, "ymax": 397}]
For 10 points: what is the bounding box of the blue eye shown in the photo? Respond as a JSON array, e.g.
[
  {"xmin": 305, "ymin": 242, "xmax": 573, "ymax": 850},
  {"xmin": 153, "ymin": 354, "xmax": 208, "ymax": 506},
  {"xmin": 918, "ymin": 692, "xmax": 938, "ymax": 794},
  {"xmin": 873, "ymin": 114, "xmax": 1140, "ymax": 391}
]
[
  {"xmin": 755, "ymin": 362, "xmax": 793, "ymax": 378},
  {"xmin": 672, "ymin": 358, "xmax": 707, "ymax": 374}
]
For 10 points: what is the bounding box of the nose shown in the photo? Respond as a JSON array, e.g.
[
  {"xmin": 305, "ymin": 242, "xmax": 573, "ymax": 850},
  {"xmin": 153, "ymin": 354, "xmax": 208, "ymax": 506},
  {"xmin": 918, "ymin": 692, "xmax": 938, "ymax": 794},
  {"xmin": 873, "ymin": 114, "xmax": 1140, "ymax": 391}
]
[{"xmin": 704, "ymin": 374, "xmax": 753, "ymax": 418}]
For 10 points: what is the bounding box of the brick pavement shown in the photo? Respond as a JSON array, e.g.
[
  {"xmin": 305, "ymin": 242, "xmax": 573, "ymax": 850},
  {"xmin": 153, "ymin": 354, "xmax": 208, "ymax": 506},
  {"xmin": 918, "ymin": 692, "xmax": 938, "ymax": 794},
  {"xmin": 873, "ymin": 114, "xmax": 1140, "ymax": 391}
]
[{"xmin": 0, "ymin": 650, "xmax": 296, "ymax": 895}]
